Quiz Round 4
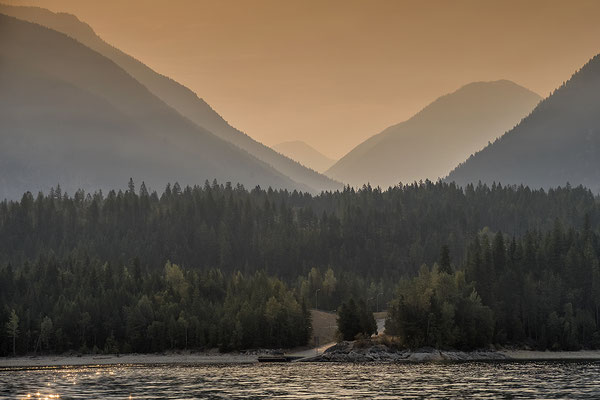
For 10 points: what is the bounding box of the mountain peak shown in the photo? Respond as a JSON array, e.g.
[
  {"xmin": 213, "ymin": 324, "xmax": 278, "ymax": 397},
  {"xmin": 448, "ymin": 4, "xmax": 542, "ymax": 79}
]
[
  {"xmin": 0, "ymin": 4, "xmax": 342, "ymax": 193},
  {"xmin": 0, "ymin": 3, "xmax": 97, "ymax": 41},
  {"xmin": 326, "ymin": 80, "xmax": 541, "ymax": 187},
  {"xmin": 0, "ymin": 13, "xmax": 306, "ymax": 199},
  {"xmin": 446, "ymin": 54, "xmax": 600, "ymax": 191}
]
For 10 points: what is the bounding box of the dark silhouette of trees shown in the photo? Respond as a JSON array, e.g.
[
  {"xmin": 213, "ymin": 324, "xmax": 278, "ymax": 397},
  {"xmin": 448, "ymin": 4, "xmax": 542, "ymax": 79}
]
[
  {"xmin": 0, "ymin": 260, "xmax": 311, "ymax": 355},
  {"xmin": 439, "ymin": 245, "xmax": 453, "ymax": 274},
  {"xmin": 5, "ymin": 310, "xmax": 19, "ymax": 356},
  {"xmin": 385, "ymin": 265, "xmax": 493, "ymax": 349},
  {"xmin": 2, "ymin": 180, "xmax": 600, "ymax": 353},
  {"xmin": 337, "ymin": 299, "xmax": 377, "ymax": 340},
  {"xmin": 1, "ymin": 180, "xmax": 597, "ymax": 282},
  {"xmin": 387, "ymin": 225, "xmax": 600, "ymax": 350}
]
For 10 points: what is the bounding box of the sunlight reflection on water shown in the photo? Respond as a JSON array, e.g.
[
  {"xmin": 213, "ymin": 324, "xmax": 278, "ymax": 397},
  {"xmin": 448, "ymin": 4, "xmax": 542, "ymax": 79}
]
[{"xmin": 2, "ymin": 361, "xmax": 600, "ymax": 399}]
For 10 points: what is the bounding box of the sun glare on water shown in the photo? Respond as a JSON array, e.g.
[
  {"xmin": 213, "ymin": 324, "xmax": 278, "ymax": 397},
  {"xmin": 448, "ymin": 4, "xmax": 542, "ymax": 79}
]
[{"xmin": 21, "ymin": 393, "xmax": 60, "ymax": 400}]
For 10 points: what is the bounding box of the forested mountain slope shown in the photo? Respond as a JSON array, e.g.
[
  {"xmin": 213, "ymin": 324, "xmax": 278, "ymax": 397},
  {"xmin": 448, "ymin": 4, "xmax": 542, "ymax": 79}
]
[
  {"xmin": 447, "ymin": 55, "xmax": 600, "ymax": 190},
  {"xmin": 327, "ymin": 80, "xmax": 540, "ymax": 187},
  {"xmin": 1, "ymin": 180, "xmax": 597, "ymax": 280},
  {"xmin": 0, "ymin": 14, "xmax": 303, "ymax": 199},
  {"xmin": 2, "ymin": 181, "xmax": 600, "ymax": 354},
  {"xmin": 0, "ymin": 4, "xmax": 342, "ymax": 193}
]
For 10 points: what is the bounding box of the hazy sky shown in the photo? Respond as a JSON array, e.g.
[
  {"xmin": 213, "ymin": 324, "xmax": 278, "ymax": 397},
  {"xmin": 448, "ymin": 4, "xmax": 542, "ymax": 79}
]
[{"xmin": 4, "ymin": 0, "xmax": 600, "ymax": 158}]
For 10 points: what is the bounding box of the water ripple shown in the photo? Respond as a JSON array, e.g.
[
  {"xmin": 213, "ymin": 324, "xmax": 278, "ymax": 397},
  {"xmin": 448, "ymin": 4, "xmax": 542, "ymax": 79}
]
[{"xmin": 1, "ymin": 361, "xmax": 600, "ymax": 399}]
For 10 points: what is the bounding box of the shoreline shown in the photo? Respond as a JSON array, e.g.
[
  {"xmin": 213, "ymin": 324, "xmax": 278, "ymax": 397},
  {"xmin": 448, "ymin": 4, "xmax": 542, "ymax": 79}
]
[
  {"xmin": 0, "ymin": 352, "xmax": 258, "ymax": 369},
  {"xmin": 310, "ymin": 340, "xmax": 600, "ymax": 363},
  {"xmin": 502, "ymin": 349, "xmax": 600, "ymax": 360},
  {"xmin": 3, "ymin": 349, "xmax": 600, "ymax": 369}
]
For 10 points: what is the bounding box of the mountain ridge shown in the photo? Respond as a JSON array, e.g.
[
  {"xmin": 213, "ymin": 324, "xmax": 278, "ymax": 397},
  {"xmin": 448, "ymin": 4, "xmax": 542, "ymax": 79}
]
[
  {"xmin": 326, "ymin": 80, "xmax": 541, "ymax": 188},
  {"xmin": 0, "ymin": 13, "xmax": 310, "ymax": 199},
  {"xmin": 272, "ymin": 140, "xmax": 335, "ymax": 173},
  {"xmin": 446, "ymin": 54, "xmax": 600, "ymax": 191},
  {"xmin": 0, "ymin": 4, "xmax": 342, "ymax": 193}
]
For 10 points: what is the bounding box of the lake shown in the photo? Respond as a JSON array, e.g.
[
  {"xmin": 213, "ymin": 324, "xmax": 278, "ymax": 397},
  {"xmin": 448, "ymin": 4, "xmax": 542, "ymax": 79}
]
[{"xmin": 1, "ymin": 361, "xmax": 600, "ymax": 399}]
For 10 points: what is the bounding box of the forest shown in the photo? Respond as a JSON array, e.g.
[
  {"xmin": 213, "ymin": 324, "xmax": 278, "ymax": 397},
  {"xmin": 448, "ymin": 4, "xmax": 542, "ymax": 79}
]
[
  {"xmin": 2, "ymin": 180, "xmax": 600, "ymax": 354},
  {"xmin": 0, "ymin": 260, "xmax": 312, "ymax": 355},
  {"xmin": 387, "ymin": 222, "xmax": 600, "ymax": 350}
]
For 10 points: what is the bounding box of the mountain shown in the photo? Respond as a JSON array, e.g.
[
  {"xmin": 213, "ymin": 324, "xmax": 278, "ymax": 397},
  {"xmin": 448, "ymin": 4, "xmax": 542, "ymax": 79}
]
[
  {"xmin": 272, "ymin": 141, "xmax": 335, "ymax": 173},
  {"xmin": 0, "ymin": 14, "xmax": 307, "ymax": 199},
  {"xmin": 0, "ymin": 4, "xmax": 342, "ymax": 193},
  {"xmin": 447, "ymin": 55, "xmax": 600, "ymax": 191},
  {"xmin": 326, "ymin": 80, "xmax": 541, "ymax": 188}
]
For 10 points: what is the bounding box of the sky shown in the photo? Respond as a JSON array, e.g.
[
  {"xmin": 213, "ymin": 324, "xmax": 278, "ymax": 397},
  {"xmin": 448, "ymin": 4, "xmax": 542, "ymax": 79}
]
[{"xmin": 4, "ymin": 0, "xmax": 600, "ymax": 159}]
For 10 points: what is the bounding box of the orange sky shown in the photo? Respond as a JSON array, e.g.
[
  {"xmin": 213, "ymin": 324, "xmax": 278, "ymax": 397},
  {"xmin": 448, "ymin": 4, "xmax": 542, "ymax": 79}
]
[{"xmin": 4, "ymin": 0, "xmax": 600, "ymax": 158}]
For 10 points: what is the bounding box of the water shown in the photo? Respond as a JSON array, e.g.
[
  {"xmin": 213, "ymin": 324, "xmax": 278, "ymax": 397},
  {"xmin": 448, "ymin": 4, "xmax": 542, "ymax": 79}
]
[{"xmin": 1, "ymin": 361, "xmax": 600, "ymax": 399}]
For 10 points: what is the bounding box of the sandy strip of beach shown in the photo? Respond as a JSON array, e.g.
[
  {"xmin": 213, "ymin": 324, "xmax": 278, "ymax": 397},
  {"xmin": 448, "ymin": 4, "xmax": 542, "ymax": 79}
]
[
  {"xmin": 5, "ymin": 349, "xmax": 600, "ymax": 368},
  {"xmin": 501, "ymin": 350, "xmax": 600, "ymax": 360},
  {"xmin": 0, "ymin": 352, "xmax": 258, "ymax": 368}
]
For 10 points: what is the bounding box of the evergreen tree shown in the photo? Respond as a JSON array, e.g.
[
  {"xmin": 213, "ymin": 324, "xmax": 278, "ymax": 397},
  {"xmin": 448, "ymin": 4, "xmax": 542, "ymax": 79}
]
[
  {"xmin": 439, "ymin": 245, "xmax": 452, "ymax": 274},
  {"xmin": 337, "ymin": 298, "xmax": 376, "ymax": 340},
  {"xmin": 6, "ymin": 309, "xmax": 19, "ymax": 356}
]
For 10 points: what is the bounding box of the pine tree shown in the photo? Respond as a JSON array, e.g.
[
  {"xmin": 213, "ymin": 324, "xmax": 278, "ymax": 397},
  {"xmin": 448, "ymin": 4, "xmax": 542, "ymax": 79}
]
[
  {"xmin": 439, "ymin": 245, "xmax": 452, "ymax": 274},
  {"xmin": 6, "ymin": 309, "xmax": 19, "ymax": 356}
]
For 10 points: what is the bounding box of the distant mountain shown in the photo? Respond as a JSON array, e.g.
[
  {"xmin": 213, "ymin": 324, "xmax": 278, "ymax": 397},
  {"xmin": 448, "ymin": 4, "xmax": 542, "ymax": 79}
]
[
  {"xmin": 447, "ymin": 55, "xmax": 600, "ymax": 191},
  {"xmin": 326, "ymin": 80, "xmax": 541, "ymax": 188},
  {"xmin": 272, "ymin": 141, "xmax": 335, "ymax": 173},
  {"xmin": 0, "ymin": 4, "xmax": 342, "ymax": 193},
  {"xmin": 0, "ymin": 14, "xmax": 306, "ymax": 199}
]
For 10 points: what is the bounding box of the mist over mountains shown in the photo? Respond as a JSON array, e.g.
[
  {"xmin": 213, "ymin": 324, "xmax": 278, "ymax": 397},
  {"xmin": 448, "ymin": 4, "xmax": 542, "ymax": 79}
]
[
  {"xmin": 0, "ymin": 5, "xmax": 343, "ymax": 200},
  {"xmin": 273, "ymin": 141, "xmax": 335, "ymax": 173},
  {"xmin": 3, "ymin": 3, "xmax": 600, "ymax": 198},
  {"xmin": 447, "ymin": 55, "xmax": 600, "ymax": 191},
  {"xmin": 0, "ymin": 4, "xmax": 341, "ymax": 194},
  {"xmin": 4, "ymin": 1, "xmax": 600, "ymax": 366},
  {"xmin": 0, "ymin": 14, "xmax": 311, "ymax": 199},
  {"xmin": 326, "ymin": 81, "xmax": 541, "ymax": 188}
]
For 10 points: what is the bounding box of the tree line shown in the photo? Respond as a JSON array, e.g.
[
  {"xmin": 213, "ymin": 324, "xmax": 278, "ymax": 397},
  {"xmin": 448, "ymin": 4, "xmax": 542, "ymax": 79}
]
[
  {"xmin": 386, "ymin": 221, "xmax": 600, "ymax": 350},
  {"xmin": 0, "ymin": 259, "xmax": 311, "ymax": 355},
  {"xmin": 2, "ymin": 180, "xmax": 600, "ymax": 354},
  {"xmin": 0, "ymin": 179, "xmax": 596, "ymax": 281}
]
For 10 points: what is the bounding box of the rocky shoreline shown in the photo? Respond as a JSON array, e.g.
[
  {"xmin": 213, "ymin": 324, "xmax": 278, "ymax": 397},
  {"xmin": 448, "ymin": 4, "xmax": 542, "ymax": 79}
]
[
  {"xmin": 6, "ymin": 343, "xmax": 600, "ymax": 368},
  {"xmin": 307, "ymin": 341, "xmax": 508, "ymax": 362}
]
